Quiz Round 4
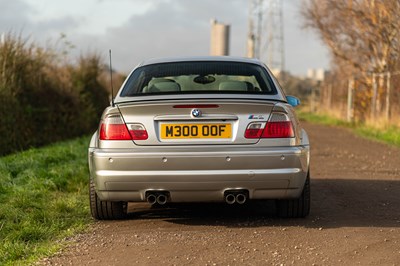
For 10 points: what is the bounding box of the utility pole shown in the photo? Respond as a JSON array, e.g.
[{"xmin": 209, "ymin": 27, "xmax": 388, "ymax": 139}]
[
  {"xmin": 385, "ymin": 72, "xmax": 391, "ymax": 121},
  {"xmin": 347, "ymin": 78, "xmax": 354, "ymax": 122}
]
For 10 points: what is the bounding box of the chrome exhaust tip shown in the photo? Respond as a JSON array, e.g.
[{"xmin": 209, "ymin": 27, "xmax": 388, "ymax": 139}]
[
  {"xmin": 156, "ymin": 194, "xmax": 168, "ymax": 205},
  {"xmin": 236, "ymin": 193, "xmax": 247, "ymax": 204},
  {"xmin": 225, "ymin": 194, "xmax": 236, "ymax": 205},
  {"xmin": 146, "ymin": 194, "xmax": 157, "ymax": 205}
]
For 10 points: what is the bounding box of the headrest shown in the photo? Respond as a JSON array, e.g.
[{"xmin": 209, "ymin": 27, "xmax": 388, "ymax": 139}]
[
  {"xmin": 219, "ymin": 81, "xmax": 248, "ymax": 91},
  {"xmin": 148, "ymin": 82, "xmax": 180, "ymax": 92}
]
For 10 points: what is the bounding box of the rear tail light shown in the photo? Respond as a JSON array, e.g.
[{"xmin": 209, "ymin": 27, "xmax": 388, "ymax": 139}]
[
  {"xmin": 262, "ymin": 112, "xmax": 294, "ymax": 138},
  {"xmin": 99, "ymin": 115, "xmax": 148, "ymax": 140},
  {"xmin": 262, "ymin": 121, "xmax": 294, "ymax": 138},
  {"xmin": 244, "ymin": 122, "xmax": 265, "ymax": 139},
  {"xmin": 100, "ymin": 115, "xmax": 131, "ymax": 140},
  {"xmin": 244, "ymin": 112, "xmax": 294, "ymax": 139},
  {"xmin": 127, "ymin": 124, "xmax": 148, "ymax": 140}
]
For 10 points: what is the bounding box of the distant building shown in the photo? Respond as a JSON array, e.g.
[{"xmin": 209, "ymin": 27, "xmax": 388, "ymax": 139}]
[
  {"xmin": 307, "ymin": 68, "xmax": 327, "ymax": 82},
  {"xmin": 210, "ymin": 19, "xmax": 230, "ymax": 56}
]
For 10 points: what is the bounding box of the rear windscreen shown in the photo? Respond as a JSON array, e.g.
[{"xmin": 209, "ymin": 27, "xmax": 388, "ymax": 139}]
[{"xmin": 120, "ymin": 61, "xmax": 277, "ymax": 97}]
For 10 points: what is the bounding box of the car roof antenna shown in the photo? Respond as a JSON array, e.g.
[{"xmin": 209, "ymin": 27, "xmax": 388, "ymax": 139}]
[{"xmin": 109, "ymin": 49, "xmax": 115, "ymax": 107}]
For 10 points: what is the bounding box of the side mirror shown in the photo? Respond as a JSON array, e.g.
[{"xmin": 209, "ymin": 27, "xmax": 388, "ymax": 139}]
[{"xmin": 286, "ymin": 95, "xmax": 300, "ymax": 107}]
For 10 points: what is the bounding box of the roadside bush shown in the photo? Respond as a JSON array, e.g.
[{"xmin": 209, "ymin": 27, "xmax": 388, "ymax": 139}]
[{"xmin": 0, "ymin": 33, "xmax": 109, "ymax": 155}]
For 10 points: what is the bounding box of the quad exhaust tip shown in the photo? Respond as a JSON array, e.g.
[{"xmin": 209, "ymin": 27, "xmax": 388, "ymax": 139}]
[
  {"xmin": 146, "ymin": 194, "xmax": 157, "ymax": 205},
  {"xmin": 225, "ymin": 194, "xmax": 236, "ymax": 204},
  {"xmin": 156, "ymin": 194, "xmax": 168, "ymax": 205},
  {"xmin": 236, "ymin": 193, "xmax": 247, "ymax": 204}
]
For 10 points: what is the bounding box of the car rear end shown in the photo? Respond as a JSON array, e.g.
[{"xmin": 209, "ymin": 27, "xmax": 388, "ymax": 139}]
[{"xmin": 88, "ymin": 57, "xmax": 310, "ymax": 219}]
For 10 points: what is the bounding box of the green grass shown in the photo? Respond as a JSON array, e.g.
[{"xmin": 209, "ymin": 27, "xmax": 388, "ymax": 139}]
[
  {"xmin": 354, "ymin": 125, "xmax": 400, "ymax": 147},
  {"xmin": 298, "ymin": 112, "xmax": 350, "ymax": 127},
  {"xmin": 299, "ymin": 111, "xmax": 400, "ymax": 147},
  {"xmin": 0, "ymin": 136, "xmax": 91, "ymax": 265}
]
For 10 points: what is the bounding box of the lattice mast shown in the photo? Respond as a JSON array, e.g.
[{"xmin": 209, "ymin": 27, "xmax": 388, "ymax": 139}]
[
  {"xmin": 247, "ymin": 0, "xmax": 285, "ymax": 72},
  {"xmin": 247, "ymin": 0, "xmax": 265, "ymax": 59},
  {"xmin": 266, "ymin": 0, "xmax": 285, "ymax": 71}
]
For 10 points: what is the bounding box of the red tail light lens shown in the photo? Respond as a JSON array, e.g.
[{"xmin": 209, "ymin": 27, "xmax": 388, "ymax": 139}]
[
  {"xmin": 100, "ymin": 116, "xmax": 132, "ymax": 140},
  {"xmin": 99, "ymin": 115, "xmax": 148, "ymax": 141},
  {"xmin": 262, "ymin": 121, "xmax": 294, "ymax": 138}
]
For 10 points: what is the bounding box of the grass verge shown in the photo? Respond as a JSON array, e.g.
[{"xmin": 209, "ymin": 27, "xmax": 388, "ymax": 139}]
[
  {"xmin": 299, "ymin": 111, "xmax": 400, "ymax": 147},
  {"xmin": 0, "ymin": 136, "xmax": 91, "ymax": 265}
]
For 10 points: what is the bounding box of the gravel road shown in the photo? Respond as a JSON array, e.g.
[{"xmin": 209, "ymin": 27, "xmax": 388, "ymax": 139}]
[{"xmin": 41, "ymin": 122, "xmax": 400, "ymax": 265}]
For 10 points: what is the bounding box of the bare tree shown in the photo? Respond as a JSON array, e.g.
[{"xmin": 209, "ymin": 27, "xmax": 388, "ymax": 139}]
[{"xmin": 302, "ymin": 0, "xmax": 400, "ymax": 121}]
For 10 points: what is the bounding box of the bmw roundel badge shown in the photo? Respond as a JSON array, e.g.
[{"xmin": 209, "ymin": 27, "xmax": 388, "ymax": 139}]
[{"xmin": 191, "ymin": 109, "xmax": 202, "ymax": 118}]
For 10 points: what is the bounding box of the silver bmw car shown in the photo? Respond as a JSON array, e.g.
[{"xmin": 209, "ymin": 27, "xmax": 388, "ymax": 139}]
[{"xmin": 88, "ymin": 56, "xmax": 310, "ymax": 220}]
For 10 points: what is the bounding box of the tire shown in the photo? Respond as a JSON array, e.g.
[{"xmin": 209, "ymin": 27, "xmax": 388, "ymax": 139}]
[
  {"xmin": 277, "ymin": 172, "xmax": 310, "ymax": 218},
  {"xmin": 89, "ymin": 178, "xmax": 127, "ymax": 220}
]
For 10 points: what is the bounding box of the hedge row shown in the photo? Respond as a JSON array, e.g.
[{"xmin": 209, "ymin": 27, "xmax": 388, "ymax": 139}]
[{"xmin": 0, "ymin": 34, "xmax": 110, "ymax": 156}]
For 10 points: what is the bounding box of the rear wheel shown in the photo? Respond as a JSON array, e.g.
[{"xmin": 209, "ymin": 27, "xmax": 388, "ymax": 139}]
[
  {"xmin": 277, "ymin": 173, "xmax": 310, "ymax": 218},
  {"xmin": 89, "ymin": 179, "xmax": 127, "ymax": 220}
]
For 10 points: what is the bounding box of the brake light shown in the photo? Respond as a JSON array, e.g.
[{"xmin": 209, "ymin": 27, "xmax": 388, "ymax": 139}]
[
  {"xmin": 262, "ymin": 112, "xmax": 294, "ymax": 138},
  {"xmin": 244, "ymin": 112, "xmax": 294, "ymax": 139},
  {"xmin": 99, "ymin": 115, "xmax": 148, "ymax": 140},
  {"xmin": 100, "ymin": 115, "xmax": 131, "ymax": 140},
  {"xmin": 262, "ymin": 121, "xmax": 294, "ymax": 138},
  {"xmin": 173, "ymin": 104, "xmax": 219, "ymax": 108}
]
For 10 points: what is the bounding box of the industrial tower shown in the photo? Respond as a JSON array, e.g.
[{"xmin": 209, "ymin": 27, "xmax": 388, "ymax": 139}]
[
  {"xmin": 247, "ymin": 0, "xmax": 285, "ymax": 72},
  {"xmin": 210, "ymin": 19, "xmax": 230, "ymax": 56}
]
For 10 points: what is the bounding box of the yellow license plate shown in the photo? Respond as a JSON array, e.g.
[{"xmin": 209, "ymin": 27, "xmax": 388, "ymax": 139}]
[{"xmin": 161, "ymin": 124, "xmax": 232, "ymax": 139}]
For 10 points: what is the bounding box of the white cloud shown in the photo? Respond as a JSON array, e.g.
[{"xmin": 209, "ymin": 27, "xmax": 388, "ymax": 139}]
[
  {"xmin": 69, "ymin": 0, "xmax": 249, "ymax": 72},
  {"xmin": 0, "ymin": 0, "xmax": 330, "ymax": 75},
  {"xmin": 0, "ymin": 0, "xmax": 33, "ymax": 31}
]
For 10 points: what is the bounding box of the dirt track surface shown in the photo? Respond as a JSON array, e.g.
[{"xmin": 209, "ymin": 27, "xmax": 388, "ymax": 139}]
[{"xmin": 41, "ymin": 122, "xmax": 400, "ymax": 265}]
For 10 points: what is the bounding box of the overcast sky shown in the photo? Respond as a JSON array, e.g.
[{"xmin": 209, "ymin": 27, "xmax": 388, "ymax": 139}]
[{"xmin": 0, "ymin": 0, "xmax": 329, "ymax": 76}]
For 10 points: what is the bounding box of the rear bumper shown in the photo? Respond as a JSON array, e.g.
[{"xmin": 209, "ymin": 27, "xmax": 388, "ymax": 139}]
[{"xmin": 89, "ymin": 145, "xmax": 310, "ymax": 202}]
